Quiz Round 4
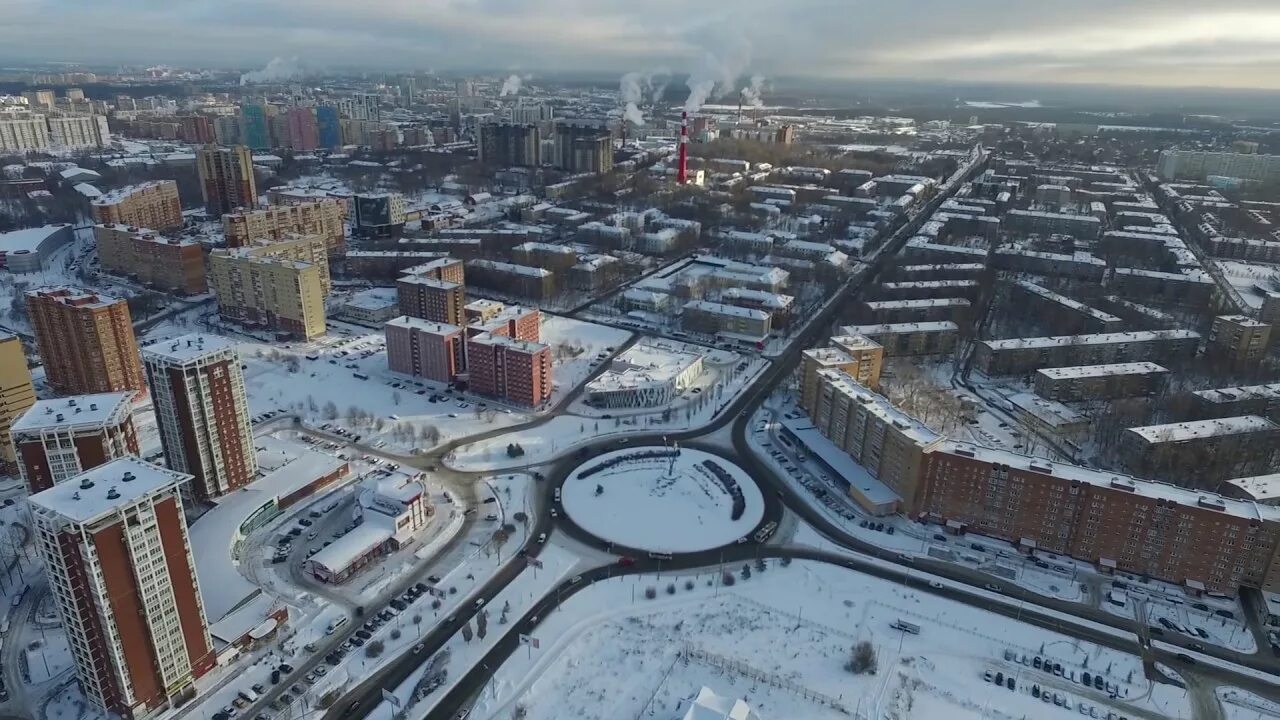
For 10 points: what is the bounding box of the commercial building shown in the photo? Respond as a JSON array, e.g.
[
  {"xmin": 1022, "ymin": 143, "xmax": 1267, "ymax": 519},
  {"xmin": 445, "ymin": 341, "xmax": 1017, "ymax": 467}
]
[
  {"xmin": 385, "ymin": 317, "xmax": 466, "ymax": 384},
  {"xmin": 309, "ymin": 472, "xmax": 433, "ymax": 583},
  {"xmin": 90, "ymin": 181, "xmax": 183, "ymax": 231},
  {"xmin": 1033, "ymin": 362, "xmax": 1169, "ymax": 402},
  {"xmin": 584, "ymin": 342, "xmax": 704, "ymax": 409},
  {"xmin": 0, "ymin": 224, "xmax": 74, "ymax": 273},
  {"xmin": 11, "ymin": 393, "xmax": 138, "ymax": 494},
  {"xmin": 806, "ymin": 368, "xmax": 940, "ymax": 512},
  {"xmin": 1157, "ymin": 150, "xmax": 1280, "ymax": 184},
  {"xmin": 30, "ymin": 458, "xmax": 215, "ymax": 718},
  {"xmin": 1119, "ymin": 416, "xmax": 1280, "ymax": 487},
  {"xmin": 143, "ymin": 334, "xmax": 257, "ymax": 502},
  {"xmin": 94, "ymin": 224, "xmax": 206, "ymax": 294},
  {"xmin": 340, "ymin": 288, "xmax": 399, "ymax": 326},
  {"xmin": 222, "ymin": 199, "xmax": 346, "ymax": 255},
  {"xmin": 353, "ymin": 192, "xmax": 407, "ymax": 238},
  {"xmin": 478, "ymin": 121, "xmax": 542, "ymax": 167},
  {"xmin": 27, "ymin": 288, "xmax": 146, "ymax": 397},
  {"xmin": 974, "ymin": 329, "xmax": 1200, "ymax": 376},
  {"xmin": 917, "ymin": 442, "xmax": 1280, "ymax": 596},
  {"xmin": 207, "ymin": 236, "xmax": 328, "ymax": 340},
  {"xmin": 0, "ymin": 334, "xmax": 35, "ymax": 472},
  {"xmin": 1208, "ymin": 315, "xmax": 1272, "ymax": 366},
  {"xmin": 841, "ymin": 322, "xmax": 959, "ymax": 357},
  {"xmin": 197, "ymin": 144, "xmax": 257, "ymax": 217},
  {"xmin": 681, "ymin": 300, "xmax": 771, "ymax": 340},
  {"xmin": 465, "ymin": 333, "xmax": 552, "ymax": 407},
  {"xmin": 1010, "ymin": 280, "xmax": 1124, "ymax": 334}
]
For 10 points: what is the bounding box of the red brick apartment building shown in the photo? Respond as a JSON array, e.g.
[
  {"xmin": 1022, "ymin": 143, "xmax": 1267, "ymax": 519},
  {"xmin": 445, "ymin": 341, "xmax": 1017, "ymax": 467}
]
[
  {"xmin": 11, "ymin": 393, "xmax": 139, "ymax": 494},
  {"xmin": 465, "ymin": 333, "xmax": 552, "ymax": 408},
  {"xmin": 917, "ymin": 441, "xmax": 1280, "ymax": 596},
  {"xmin": 385, "ymin": 317, "xmax": 466, "ymax": 384}
]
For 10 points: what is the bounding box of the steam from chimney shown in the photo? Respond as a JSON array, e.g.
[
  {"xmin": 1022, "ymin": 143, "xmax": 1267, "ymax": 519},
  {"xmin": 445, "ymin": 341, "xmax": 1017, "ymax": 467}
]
[
  {"xmin": 619, "ymin": 69, "xmax": 671, "ymax": 127},
  {"xmin": 682, "ymin": 30, "xmax": 752, "ymax": 114},
  {"xmin": 739, "ymin": 74, "xmax": 766, "ymax": 109},
  {"xmin": 240, "ymin": 57, "xmax": 305, "ymax": 86},
  {"xmin": 499, "ymin": 74, "xmax": 523, "ymax": 97}
]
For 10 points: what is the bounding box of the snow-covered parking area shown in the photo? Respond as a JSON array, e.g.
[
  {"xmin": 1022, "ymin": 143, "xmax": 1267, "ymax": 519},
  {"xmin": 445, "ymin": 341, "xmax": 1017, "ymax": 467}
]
[
  {"xmin": 468, "ymin": 558, "xmax": 1189, "ymax": 720},
  {"xmin": 562, "ymin": 447, "xmax": 765, "ymax": 553}
]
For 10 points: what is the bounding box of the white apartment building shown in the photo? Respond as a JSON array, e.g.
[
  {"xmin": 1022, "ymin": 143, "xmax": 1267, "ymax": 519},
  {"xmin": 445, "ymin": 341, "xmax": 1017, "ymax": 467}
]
[{"xmin": 143, "ymin": 334, "xmax": 257, "ymax": 501}]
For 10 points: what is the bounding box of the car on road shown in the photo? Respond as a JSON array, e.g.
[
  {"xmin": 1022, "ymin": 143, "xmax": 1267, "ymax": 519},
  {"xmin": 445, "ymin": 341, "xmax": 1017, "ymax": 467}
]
[
  {"xmin": 617, "ymin": 556, "xmax": 635, "ymax": 566},
  {"xmin": 928, "ymin": 580, "xmax": 943, "ymax": 589},
  {"xmin": 1175, "ymin": 653, "xmax": 1195, "ymax": 665},
  {"xmin": 984, "ymin": 584, "xmax": 1002, "ymax": 593}
]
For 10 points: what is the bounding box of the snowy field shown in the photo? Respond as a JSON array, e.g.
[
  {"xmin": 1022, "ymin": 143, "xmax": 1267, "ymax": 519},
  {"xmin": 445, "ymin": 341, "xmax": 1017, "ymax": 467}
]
[
  {"xmin": 465, "ymin": 558, "xmax": 1189, "ymax": 720},
  {"xmin": 562, "ymin": 447, "xmax": 765, "ymax": 553},
  {"xmin": 540, "ymin": 314, "xmax": 633, "ymax": 402}
]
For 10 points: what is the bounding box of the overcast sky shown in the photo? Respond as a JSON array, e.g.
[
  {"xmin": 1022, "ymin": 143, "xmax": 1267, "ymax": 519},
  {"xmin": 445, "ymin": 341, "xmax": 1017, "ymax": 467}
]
[{"xmin": 4, "ymin": 0, "xmax": 1280, "ymax": 89}]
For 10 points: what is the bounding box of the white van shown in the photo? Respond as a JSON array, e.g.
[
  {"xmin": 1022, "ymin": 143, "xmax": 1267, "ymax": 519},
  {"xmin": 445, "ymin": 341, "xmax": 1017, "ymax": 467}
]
[{"xmin": 326, "ymin": 617, "xmax": 348, "ymax": 635}]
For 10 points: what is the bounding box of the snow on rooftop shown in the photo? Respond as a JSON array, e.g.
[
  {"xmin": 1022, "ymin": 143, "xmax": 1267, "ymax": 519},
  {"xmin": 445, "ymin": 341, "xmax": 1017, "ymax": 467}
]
[
  {"xmin": 863, "ymin": 298, "xmax": 971, "ymax": 310},
  {"xmin": 12, "ymin": 392, "xmax": 133, "ymax": 434},
  {"xmin": 0, "ymin": 224, "xmax": 71, "ymax": 253},
  {"xmin": 981, "ymin": 329, "xmax": 1199, "ymax": 351},
  {"xmin": 842, "ymin": 321, "xmax": 959, "ymax": 334},
  {"xmin": 1193, "ymin": 383, "xmax": 1280, "ymax": 405},
  {"xmin": 1036, "ymin": 362, "xmax": 1168, "ymax": 380},
  {"xmin": 587, "ymin": 342, "xmax": 703, "ymax": 393},
  {"xmin": 683, "ymin": 300, "xmax": 769, "ymax": 321},
  {"xmin": 679, "ymin": 687, "xmax": 760, "ymax": 720},
  {"xmin": 1227, "ymin": 474, "xmax": 1280, "ymax": 503},
  {"xmin": 29, "ymin": 457, "xmax": 187, "ymax": 524},
  {"xmin": 345, "ymin": 288, "xmax": 398, "ymax": 311},
  {"xmin": 1126, "ymin": 415, "xmax": 1279, "ymax": 444},
  {"xmin": 308, "ymin": 520, "xmax": 394, "ymax": 575},
  {"xmin": 142, "ymin": 333, "xmax": 238, "ymax": 365},
  {"xmin": 779, "ymin": 415, "xmax": 902, "ymax": 507},
  {"xmin": 1007, "ymin": 392, "xmax": 1086, "ymax": 427},
  {"xmin": 91, "ymin": 180, "xmax": 172, "ymax": 206},
  {"xmin": 386, "ymin": 315, "xmax": 462, "ymax": 335},
  {"xmin": 817, "ymin": 368, "xmax": 940, "ymax": 445}
]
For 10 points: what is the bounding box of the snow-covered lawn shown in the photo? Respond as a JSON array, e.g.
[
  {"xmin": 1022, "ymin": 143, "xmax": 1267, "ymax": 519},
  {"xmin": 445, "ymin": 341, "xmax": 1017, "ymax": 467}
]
[
  {"xmin": 540, "ymin": 314, "xmax": 632, "ymax": 404},
  {"xmin": 1219, "ymin": 686, "xmax": 1280, "ymax": 719},
  {"xmin": 465, "ymin": 558, "xmax": 1181, "ymax": 720},
  {"xmin": 562, "ymin": 447, "xmax": 764, "ymax": 553}
]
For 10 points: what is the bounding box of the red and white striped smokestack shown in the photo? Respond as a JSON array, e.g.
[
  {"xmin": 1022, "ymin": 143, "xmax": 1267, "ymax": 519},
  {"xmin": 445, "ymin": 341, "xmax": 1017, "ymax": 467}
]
[{"xmin": 677, "ymin": 111, "xmax": 689, "ymax": 184}]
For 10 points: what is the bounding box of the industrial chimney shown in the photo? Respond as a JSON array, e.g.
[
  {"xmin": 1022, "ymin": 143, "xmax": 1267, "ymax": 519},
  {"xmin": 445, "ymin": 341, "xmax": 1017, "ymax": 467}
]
[{"xmin": 677, "ymin": 111, "xmax": 689, "ymax": 184}]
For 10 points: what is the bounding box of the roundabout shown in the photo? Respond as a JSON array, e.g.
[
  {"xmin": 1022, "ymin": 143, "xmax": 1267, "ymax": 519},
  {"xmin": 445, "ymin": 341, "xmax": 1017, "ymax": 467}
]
[{"xmin": 560, "ymin": 446, "xmax": 765, "ymax": 553}]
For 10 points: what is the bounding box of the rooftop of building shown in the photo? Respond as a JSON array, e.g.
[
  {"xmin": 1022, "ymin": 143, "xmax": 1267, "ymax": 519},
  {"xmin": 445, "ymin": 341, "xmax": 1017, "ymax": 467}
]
[
  {"xmin": 683, "ymin": 300, "xmax": 770, "ymax": 321},
  {"xmin": 881, "ymin": 280, "xmax": 980, "ymax": 289},
  {"xmin": 142, "ymin": 333, "xmax": 238, "ymax": 364},
  {"xmin": 831, "ymin": 334, "xmax": 884, "ymax": 353},
  {"xmin": 96, "ymin": 223, "xmax": 198, "ymax": 247},
  {"xmin": 817, "ymin": 368, "xmax": 941, "ymax": 446},
  {"xmin": 29, "ymin": 456, "xmax": 187, "ymax": 524},
  {"xmin": 466, "ymin": 258, "xmax": 551, "ymax": 277},
  {"xmin": 468, "ymin": 332, "xmax": 548, "ymax": 354},
  {"xmin": 980, "ymin": 329, "xmax": 1200, "ymax": 351},
  {"xmin": 385, "ymin": 315, "xmax": 463, "ymax": 335},
  {"xmin": 1007, "ymin": 392, "xmax": 1087, "ymax": 427},
  {"xmin": 1036, "ymin": 362, "xmax": 1169, "ymax": 380},
  {"xmin": 344, "ymin": 287, "xmax": 398, "ymax": 311},
  {"xmin": 587, "ymin": 343, "xmax": 704, "ymax": 393},
  {"xmin": 11, "ymin": 392, "xmax": 133, "ymax": 434},
  {"xmin": 863, "ymin": 297, "xmax": 971, "ymax": 309},
  {"xmin": 935, "ymin": 440, "xmax": 1280, "ymax": 523},
  {"xmin": 720, "ymin": 287, "xmax": 795, "ymax": 308},
  {"xmin": 1227, "ymin": 474, "xmax": 1280, "ymax": 503},
  {"xmin": 1126, "ymin": 415, "xmax": 1279, "ymax": 443},
  {"xmin": 1215, "ymin": 314, "xmax": 1271, "ymax": 328},
  {"xmin": 0, "ymin": 224, "xmax": 71, "ymax": 253},
  {"xmin": 27, "ymin": 286, "xmax": 122, "ymax": 309},
  {"xmin": 1192, "ymin": 383, "xmax": 1280, "ymax": 404},
  {"xmin": 802, "ymin": 346, "xmax": 857, "ymax": 367},
  {"xmin": 779, "ymin": 415, "xmax": 902, "ymax": 509},
  {"xmin": 90, "ymin": 180, "xmax": 173, "ymax": 206},
  {"xmin": 842, "ymin": 321, "xmax": 960, "ymax": 334},
  {"xmin": 396, "ymin": 274, "xmax": 462, "ymax": 290}
]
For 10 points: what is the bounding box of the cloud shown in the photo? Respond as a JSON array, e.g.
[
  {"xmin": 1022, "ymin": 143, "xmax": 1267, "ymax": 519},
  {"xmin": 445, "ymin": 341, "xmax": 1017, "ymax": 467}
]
[{"xmin": 2, "ymin": 0, "xmax": 1280, "ymax": 89}]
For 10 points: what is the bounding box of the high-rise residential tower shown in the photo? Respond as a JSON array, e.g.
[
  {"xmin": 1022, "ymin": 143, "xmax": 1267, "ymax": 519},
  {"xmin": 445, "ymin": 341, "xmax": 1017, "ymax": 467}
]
[
  {"xmin": 26, "ymin": 288, "xmax": 145, "ymax": 398},
  {"xmin": 143, "ymin": 334, "xmax": 257, "ymax": 501}
]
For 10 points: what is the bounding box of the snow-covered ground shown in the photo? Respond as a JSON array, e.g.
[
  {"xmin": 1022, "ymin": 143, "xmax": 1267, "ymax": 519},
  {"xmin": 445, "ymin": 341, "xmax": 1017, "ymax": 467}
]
[
  {"xmin": 540, "ymin": 314, "xmax": 632, "ymax": 403},
  {"xmin": 1216, "ymin": 258, "xmax": 1280, "ymax": 313},
  {"xmin": 561, "ymin": 447, "xmax": 764, "ymax": 553},
  {"xmin": 463, "ymin": 558, "xmax": 1186, "ymax": 720},
  {"xmin": 1219, "ymin": 686, "xmax": 1280, "ymax": 719}
]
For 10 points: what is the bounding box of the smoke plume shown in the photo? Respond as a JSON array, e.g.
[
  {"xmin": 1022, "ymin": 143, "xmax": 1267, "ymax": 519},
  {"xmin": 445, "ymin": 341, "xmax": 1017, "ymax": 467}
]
[
  {"xmin": 739, "ymin": 74, "xmax": 766, "ymax": 108},
  {"xmin": 620, "ymin": 72, "xmax": 646, "ymax": 126},
  {"xmin": 683, "ymin": 30, "xmax": 752, "ymax": 113},
  {"xmin": 500, "ymin": 74, "xmax": 522, "ymax": 96},
  {"xmin": 240, "ymin": 57, "xmax": 304, "ymax": 86}
]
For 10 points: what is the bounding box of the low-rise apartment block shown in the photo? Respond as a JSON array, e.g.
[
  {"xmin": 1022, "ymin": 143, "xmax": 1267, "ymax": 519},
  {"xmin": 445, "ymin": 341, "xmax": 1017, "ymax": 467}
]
[
  {"xmin": 1033, "ymin": 362, "xmax": 1169, "ymax": 402},
  {"xmin": 1010, "ymin": 280, "xmax": 1124, "ymax": 334},
  {"xmin": 90, "ymin": 181, "xmax": 183, "ymax": 231},
  {"xmin": 1190, "ymin": 384, "xmax": 1280, "ymax": 422},
  {"xmin": 1208, "ymin": 315, "xmax": 1272, "ymax": 366},
  {"xmin": 841, "ymin": 322, "xmax": 959, "ymax": 356},
  {"xmin": 94, "ymin": 224, "xmax": 206, "ymax": 294},
  {"xmin": 681, "ymin": 300, "xmax": 772, "ymax": 341},
  {"xmin": 974, "ymin": 329, "xmax": 1200, "ymax": 376},
  {"xmin": 1119, "ymin": 416, "xmax": 1280, "ymax": 487},
  {"xmin": 859, "ymin": 298, "xmax": 971, "ymax": 325},
  {"xmin": 465, "ymin": 259, "xmax": 555, "ymax": 302}
]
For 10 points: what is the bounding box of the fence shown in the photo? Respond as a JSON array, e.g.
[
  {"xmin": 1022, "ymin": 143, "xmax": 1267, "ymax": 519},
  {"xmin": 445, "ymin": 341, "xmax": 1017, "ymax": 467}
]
[{"xmin": 679, "ymin": 643, "xmax": 854, "ymax": 716}]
